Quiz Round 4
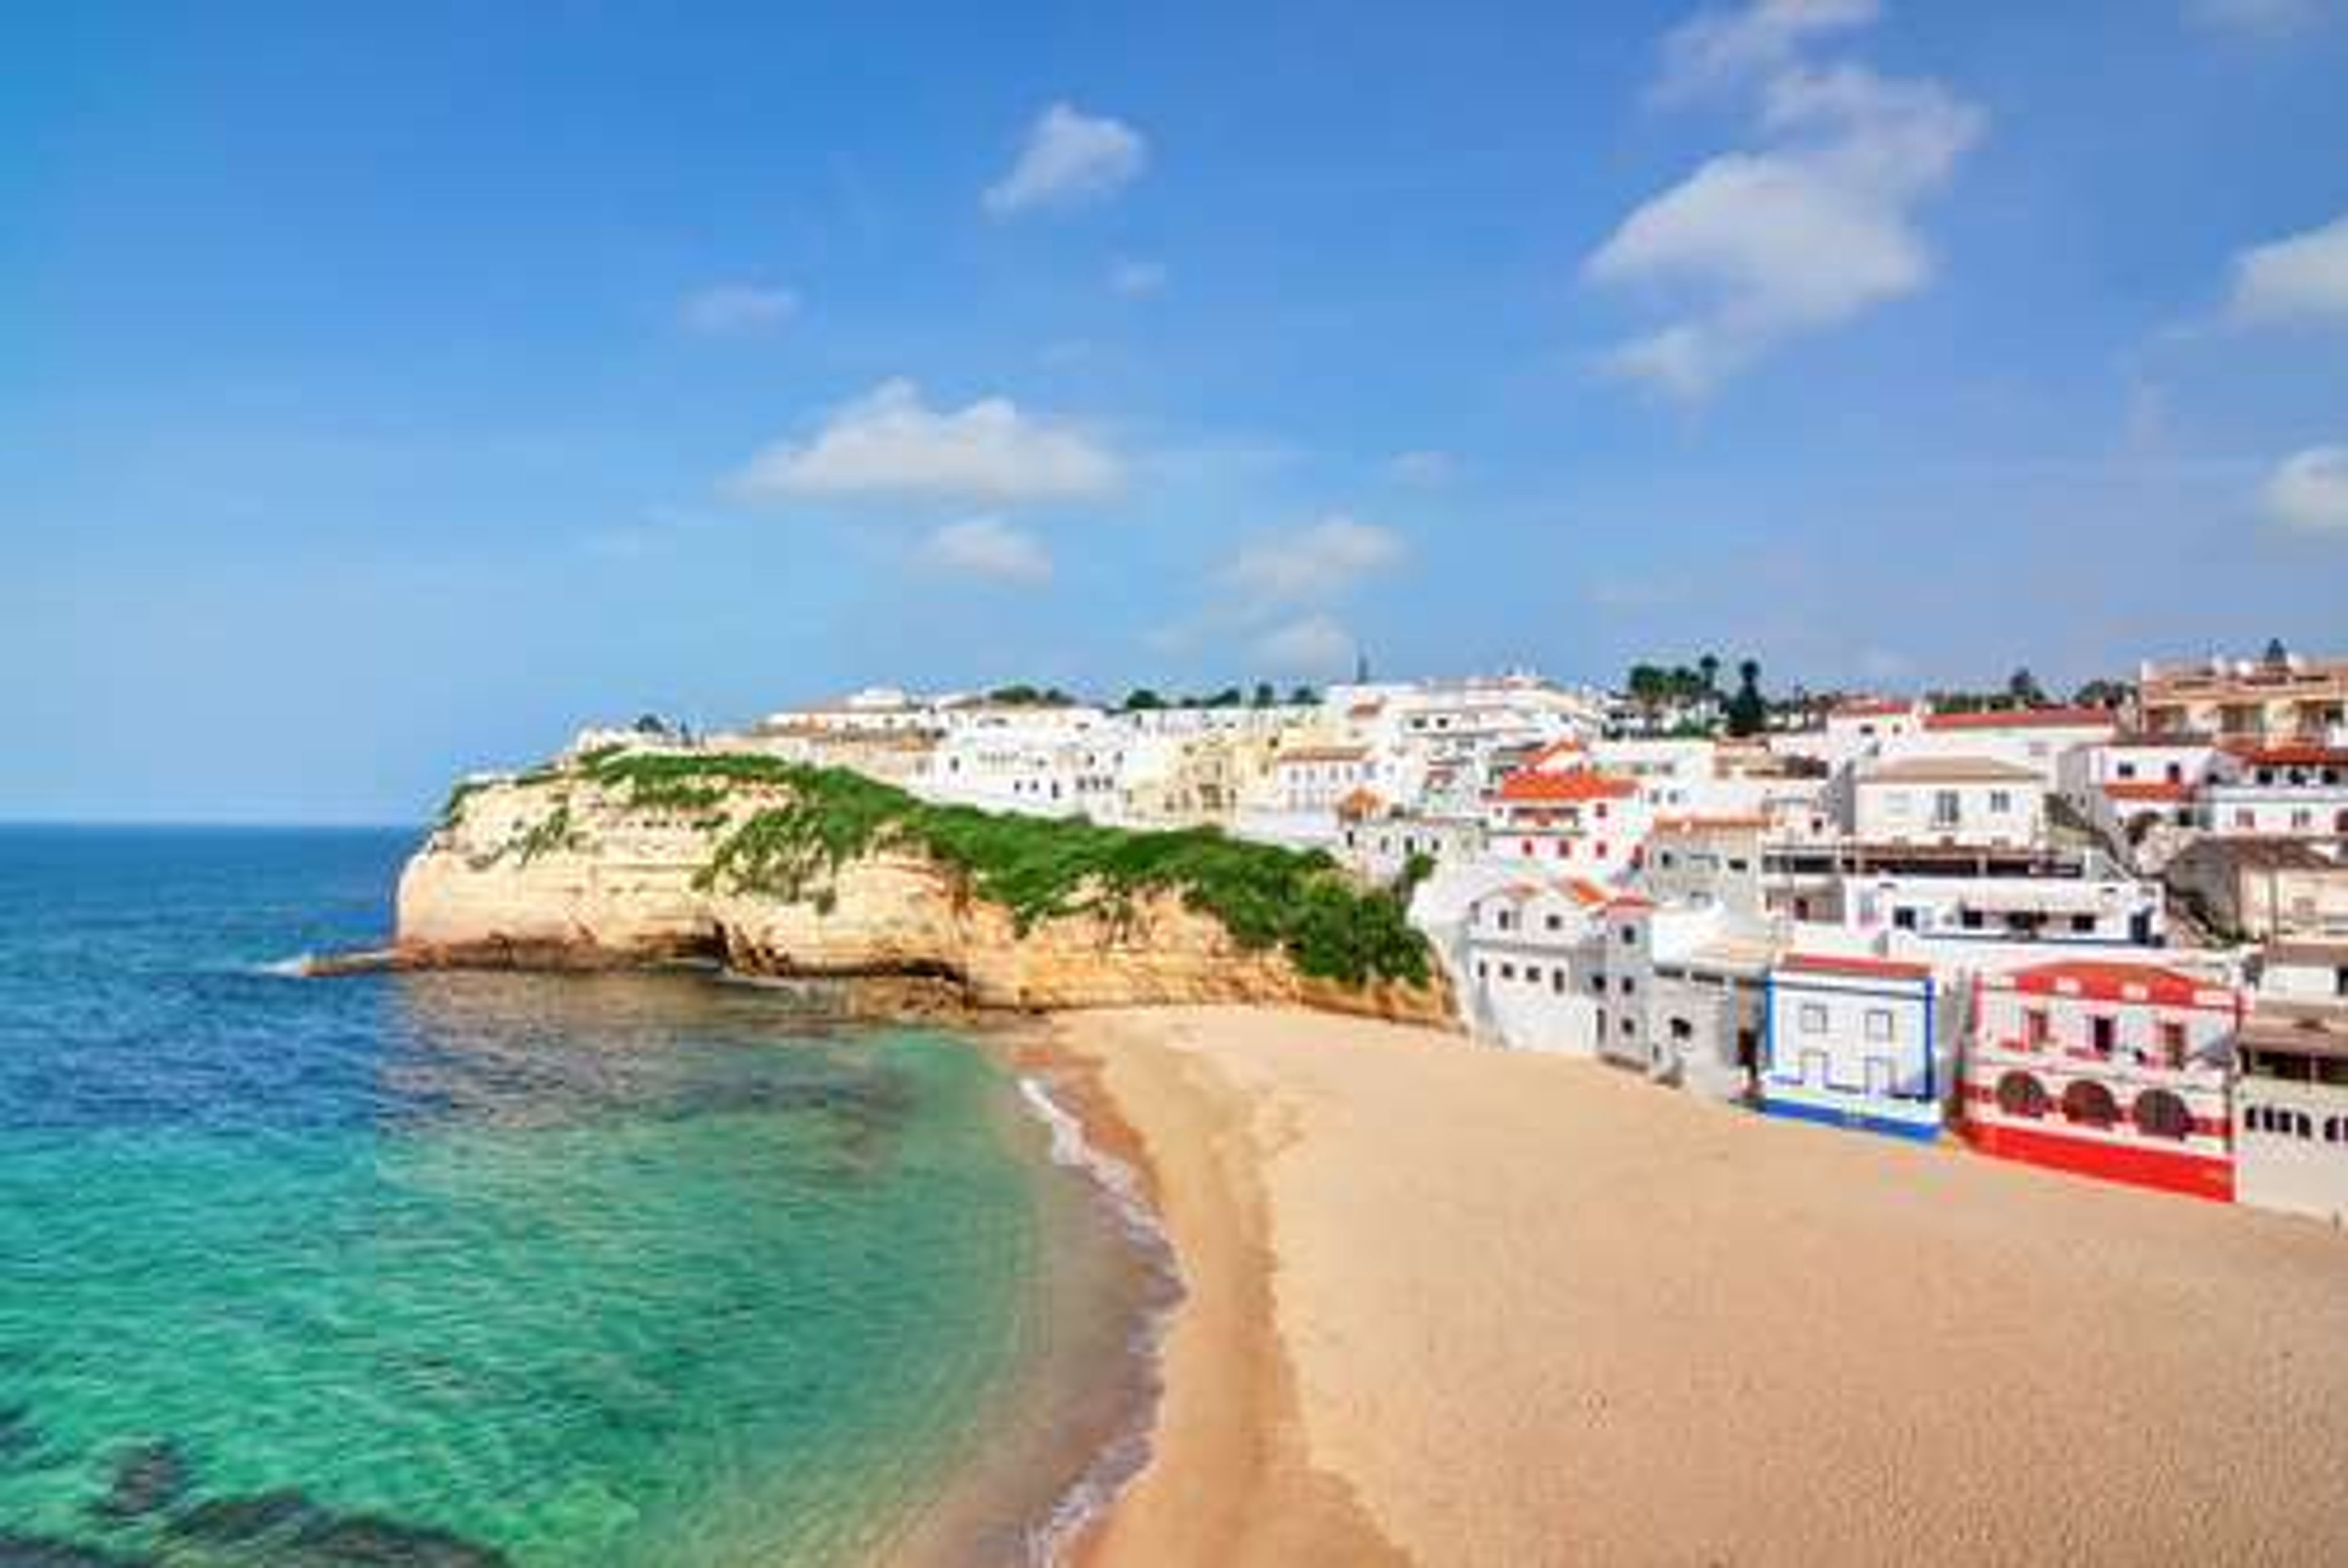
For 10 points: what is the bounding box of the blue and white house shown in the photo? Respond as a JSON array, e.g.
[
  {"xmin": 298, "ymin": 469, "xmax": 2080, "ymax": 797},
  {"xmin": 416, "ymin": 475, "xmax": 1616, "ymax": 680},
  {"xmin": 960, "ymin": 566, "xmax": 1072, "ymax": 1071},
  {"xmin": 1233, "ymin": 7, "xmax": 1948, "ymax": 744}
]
[{"xmin": 1760, "ymin": 954, "xmax": 1949, "ymax": 1142}]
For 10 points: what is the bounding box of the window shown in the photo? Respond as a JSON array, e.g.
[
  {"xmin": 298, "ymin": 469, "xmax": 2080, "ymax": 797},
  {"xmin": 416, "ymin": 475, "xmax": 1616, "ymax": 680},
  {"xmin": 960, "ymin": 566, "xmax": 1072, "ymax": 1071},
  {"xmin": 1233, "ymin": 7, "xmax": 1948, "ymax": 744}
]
[
  {"xmin": 1476, "ymin": 960, "xmax": 1489, "ymax": 979},
  {"xmin": 1525, "ymin": 965, "xmax": 1543, "ymax": 984},
  {"xmin": 2061, "ymin": 1080, "xmax": 2119, "ymax": 1128},
  {"xmin": 1620, "ymin": 1017, "xmax": 1636, "ymax": 1037},
  {"xmin": 1996, "ymin": 1072, "xmax": 2050, "ymax": 1119},
  {"xmin": 2089, "ymin": 1016, "xmax": 2116, "ymax": 1058},
  {"xmin": 2025, "ymin": 1009, "xmax": 2050, "ymax": 1049},
  {"xmin": 1620, "ymin": 926, "xmax": 1637, "ymax": 946},
  {"xmin": 1989, "ymin": 790, "xmax": 2013, "ymax": 814},
  {"xmin": 1800, "ymin": 1003, "xmax": 1828, "ymax": 1034},
  {"xmin": 1728, "ymin": 858, "xmax": 1750, "ymax": 873},
  {"xmin": 2116, "ymin": 761, "xmax": 2138, "ymax": 781},
  {"xmin": 1552, "ymin": 969, "xmax": 1568, "ymax": 995},
  {"xmin": 1893, "ymin": 907, "xmax": 1919, "ymax": 932},
  {"xmin": 1619, "ymin": 976, "xmax": 1636, "ymax": 996},
  {"xmin": 2071, "ymin": 914, "xmax": 2097, "ymax": 934},
  {"xmin": 2133, "ymin": 1089, "xmax": 2192, "ymax": 1142},
  {"xmin": 1500, "ymin": 963, "xmax": 1515, "ymax": 981},
  {"xmin": 1932, "ymin": 791, "xmax": 1962, "ymax": 828},
  {"xmin": 2158, "ymin": 1020, "xmax": 2187, "ymax": 1066},
  {"xmin": 1545, "ymin": 913, "xmax": 1563, "ymax": 932},
  {"xmin": 1864, "ymin": 1009, "xmax": 1894, "ymax": 1042}
]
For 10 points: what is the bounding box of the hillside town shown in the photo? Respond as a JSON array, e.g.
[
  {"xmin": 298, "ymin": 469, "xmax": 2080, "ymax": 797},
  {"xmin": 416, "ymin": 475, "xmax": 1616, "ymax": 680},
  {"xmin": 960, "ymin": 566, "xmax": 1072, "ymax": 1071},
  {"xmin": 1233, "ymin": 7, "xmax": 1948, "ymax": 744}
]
[{"xmin": 567, "ymin": 644, "xmax": 2348, "ymax": 1226}]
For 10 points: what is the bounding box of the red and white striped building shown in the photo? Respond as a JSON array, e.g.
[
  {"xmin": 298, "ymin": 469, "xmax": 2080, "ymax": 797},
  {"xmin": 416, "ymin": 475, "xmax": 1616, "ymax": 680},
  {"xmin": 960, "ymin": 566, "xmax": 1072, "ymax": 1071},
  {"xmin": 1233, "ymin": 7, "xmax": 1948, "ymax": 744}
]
[{"xmin": 1961, "ymin": 960, "xmax": 2240, "ymax": 1201}]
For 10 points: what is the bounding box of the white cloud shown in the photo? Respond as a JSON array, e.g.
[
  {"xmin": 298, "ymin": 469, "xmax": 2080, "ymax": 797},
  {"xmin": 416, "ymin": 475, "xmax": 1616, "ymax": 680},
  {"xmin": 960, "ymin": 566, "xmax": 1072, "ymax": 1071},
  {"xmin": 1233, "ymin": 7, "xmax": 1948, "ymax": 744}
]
[
  {"xmin": 1656, "ymin": 0, "xmax": 1880, "ymax": 100},
  {"xmin": 983, "ymin": 103, "xmax": 1148, "ymax": 217},
  {"xmin": 1252, "ymin": 613, "xmax": 1358, "ymax": 675},
  {"xmin": 2187, "ymin": 0, "xmax": 2327, "ymax": 37},
  {"xmin": 1589, "ymin": 9, "xmax": 1984, "ymax": 400},
  {"xmin": 916, "ymin": 517, "xmax": 1054, "ymax": 582},
  {"xmin": 734, "ymin": 379, "xmax": 1121, "ymax": 504},
  {"xmin": 2228, "ymin": 212, "xmax": 2348, "ymax": 325},
  {"xmin": 1224, "ymin": 514, "xmax": 1405, "ymax": 605},
  {"xmin": 1388, "ymin": 449, "xmax": 1456, "ymax": 486},
  {"xmin": 679, "ymin": 283, "xmax": 799, "ymax": 336},
  {"xmin": 1110, "ymin": 257, "xmax": 1168, "ymax": 296},
  {"xmin": 2264, "ymin": 445, "xmax": 2348, "ymax": 532}
]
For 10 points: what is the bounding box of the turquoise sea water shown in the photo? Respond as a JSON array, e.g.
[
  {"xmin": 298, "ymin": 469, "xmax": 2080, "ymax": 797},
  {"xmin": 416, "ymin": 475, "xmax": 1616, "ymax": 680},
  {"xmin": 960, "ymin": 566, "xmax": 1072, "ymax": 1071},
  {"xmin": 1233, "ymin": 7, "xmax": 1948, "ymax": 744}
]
[{"xmin": 0, "ymin": 827, "xmax": 1146, "ymax": 1566}]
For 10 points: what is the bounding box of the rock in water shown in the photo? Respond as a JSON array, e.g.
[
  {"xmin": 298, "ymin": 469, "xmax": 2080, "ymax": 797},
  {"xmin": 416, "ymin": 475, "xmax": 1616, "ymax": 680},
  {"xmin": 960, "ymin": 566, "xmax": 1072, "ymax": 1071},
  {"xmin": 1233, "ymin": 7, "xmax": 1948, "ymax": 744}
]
[
  {"xmin": 89, "ymin": 1440, "xmax": 188, "ymax": 1520},
  {"xmin": 0, "ymin": 1532, "xmax": 154, "ymax": 1567},
  {"xmin": 168, "ymin": 1489, "xmax": 509, "ymax": 1566}
]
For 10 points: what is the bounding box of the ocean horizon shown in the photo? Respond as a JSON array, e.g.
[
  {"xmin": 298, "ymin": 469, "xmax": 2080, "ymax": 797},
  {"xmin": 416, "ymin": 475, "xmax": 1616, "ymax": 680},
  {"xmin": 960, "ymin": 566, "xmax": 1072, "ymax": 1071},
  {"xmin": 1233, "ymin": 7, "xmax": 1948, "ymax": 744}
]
[{"xmin": 0, "ymin": 825, "xmax": 1164, "ymax": 1566}]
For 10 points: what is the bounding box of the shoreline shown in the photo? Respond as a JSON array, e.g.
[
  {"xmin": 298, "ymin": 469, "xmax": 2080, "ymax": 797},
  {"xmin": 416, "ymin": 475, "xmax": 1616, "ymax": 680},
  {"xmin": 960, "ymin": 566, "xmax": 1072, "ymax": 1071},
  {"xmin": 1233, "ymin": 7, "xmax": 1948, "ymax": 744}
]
[{"xmin": 1043, "ymin": 1004, "xmax": 2348, "ymax": 1565}]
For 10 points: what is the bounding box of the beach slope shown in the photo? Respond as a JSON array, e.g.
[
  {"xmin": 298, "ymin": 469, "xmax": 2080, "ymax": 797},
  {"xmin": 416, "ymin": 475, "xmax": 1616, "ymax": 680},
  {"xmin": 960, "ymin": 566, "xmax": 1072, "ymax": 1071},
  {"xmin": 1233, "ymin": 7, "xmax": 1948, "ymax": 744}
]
[{"xmin": 1055, "ymin": 1006, "xmax": 2348, "ymax": 1566}]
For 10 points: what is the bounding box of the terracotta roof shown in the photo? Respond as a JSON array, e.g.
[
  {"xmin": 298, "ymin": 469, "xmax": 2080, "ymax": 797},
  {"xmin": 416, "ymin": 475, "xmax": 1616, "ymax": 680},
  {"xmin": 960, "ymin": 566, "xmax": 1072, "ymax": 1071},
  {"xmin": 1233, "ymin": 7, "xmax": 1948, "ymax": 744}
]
[
  {"xmin": 1563, "ymin": 877, "xmax": 1613, "ymax": 906},
  {"xmin": 1833, "ymin": 699, "xmax": 1913, "ymax": 718},
  {"xmin": 2101, "ymin": 780, "xmax": 2195, "ymax": 803},
  {"xmin": 1523, "ymin": 738, "xmax": 1589, "ymax": 770},
  {"xmin": 1998, "ymin": 959, "xmax": 2233, "ymax": 1010},
  {"xmin": 1335, "ymin": 787, "xmax": 1386, "ymax": 820},
  {"xmin": 2227, "ymin": 743, "xmax": 2348, "ymax": 768},
  {"xmin": 1923, "ymin": 706, "xmax": 2119, "ymax": 732},
  {"xmin": 1861, "ymin": 757, "xmax": 2041, "ymax": 785},
  {"xmin": 1778, "ymin": 952, "xmax": 1933, "ymax": 981},
  {"xmin": 1494, "ymin": 769, "xmax": 1636, "ymax": 804}
]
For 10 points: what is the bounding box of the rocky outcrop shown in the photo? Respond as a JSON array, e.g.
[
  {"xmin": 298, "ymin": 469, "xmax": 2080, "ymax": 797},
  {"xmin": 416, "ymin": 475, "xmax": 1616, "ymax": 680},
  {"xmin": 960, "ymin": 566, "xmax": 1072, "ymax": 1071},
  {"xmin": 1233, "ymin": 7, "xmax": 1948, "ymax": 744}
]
[{"xmin": 392, "ymin": 771, "xmax": 1455, "ymax": 1028}]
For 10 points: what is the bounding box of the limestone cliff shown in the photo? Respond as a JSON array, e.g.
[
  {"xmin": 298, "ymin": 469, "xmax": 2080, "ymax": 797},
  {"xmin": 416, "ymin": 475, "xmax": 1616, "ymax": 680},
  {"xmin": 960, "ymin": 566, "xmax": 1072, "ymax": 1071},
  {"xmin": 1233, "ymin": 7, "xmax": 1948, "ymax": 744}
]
[{"xmin": 394, "ymin": 756, "xmax": 1454, "ymax": 1028}]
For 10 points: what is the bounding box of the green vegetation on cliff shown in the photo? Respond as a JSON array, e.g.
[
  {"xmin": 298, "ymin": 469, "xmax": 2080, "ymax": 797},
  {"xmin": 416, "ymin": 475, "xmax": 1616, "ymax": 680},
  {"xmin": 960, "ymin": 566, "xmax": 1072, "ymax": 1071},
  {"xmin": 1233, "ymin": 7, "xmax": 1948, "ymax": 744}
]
[{"xmin": 550, "ymin": 749, "xmax": 1430, "ymax": 988}]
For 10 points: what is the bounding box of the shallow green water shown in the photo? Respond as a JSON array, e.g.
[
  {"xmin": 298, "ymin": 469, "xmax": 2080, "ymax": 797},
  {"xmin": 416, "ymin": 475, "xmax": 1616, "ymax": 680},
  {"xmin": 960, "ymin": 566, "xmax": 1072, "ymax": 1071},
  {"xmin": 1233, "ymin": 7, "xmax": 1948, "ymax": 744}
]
[{"xmin": 0, "ymin": 828, "xmax": 1122, "ymax": 1566}]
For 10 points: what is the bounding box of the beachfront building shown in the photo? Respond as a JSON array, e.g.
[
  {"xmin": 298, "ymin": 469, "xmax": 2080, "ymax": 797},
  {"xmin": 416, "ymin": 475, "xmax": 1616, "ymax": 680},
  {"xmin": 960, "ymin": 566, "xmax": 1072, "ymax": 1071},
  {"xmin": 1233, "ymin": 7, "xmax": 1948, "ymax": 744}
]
[
  {"xmin": 2232, "ymin": 999, "xmax": 2348, "ymax": 1224},
  {"xmin": 1961, "ymin": 960, "xmax": 2240, "ymax": 1201},
  {"xmin": 1463, "ymin": 879, "xmax": 1611, "ymax": 1053},
  {"xmin": 2137, "ymin": 649, "xmax": 2348, "ymax": 745},
  {"xmin": 1759, "ymin": 954, "xmax": 1947, "ymax": 1141},
  {"xmin": 1848, "ymin": 757, "xmax": 2045, "ymax": 849},
  {"xmin": 2166, "ymin": 839, "xmax": 2348, "ymax": 941},
  {"xmin": 1598, "ymin": 896, "xmax": 1775, "ymax": 1101},
  {"xmin": 1644, "ymin": 815, "xmax": 1768, "ymax": 919},
  {"xmin": 921, "ymin": 711, "xmax": 1124, "ymax": 820}
]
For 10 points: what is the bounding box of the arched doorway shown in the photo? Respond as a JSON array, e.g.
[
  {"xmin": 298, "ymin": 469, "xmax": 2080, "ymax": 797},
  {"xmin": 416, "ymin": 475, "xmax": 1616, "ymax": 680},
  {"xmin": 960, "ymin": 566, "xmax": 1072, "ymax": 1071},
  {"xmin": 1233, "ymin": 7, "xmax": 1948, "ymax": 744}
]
[
  {"xmin": 2061, "ymin": 1080, "xmax": 2119, "ymax": 1129},
  {"xmin": 2133, "ymin": 1089, "xmax": 2193, "ymax": 1141},
  {"xmin": 1996, "ymin": 1071, "xmax": 2050, "ymax": 1119}
]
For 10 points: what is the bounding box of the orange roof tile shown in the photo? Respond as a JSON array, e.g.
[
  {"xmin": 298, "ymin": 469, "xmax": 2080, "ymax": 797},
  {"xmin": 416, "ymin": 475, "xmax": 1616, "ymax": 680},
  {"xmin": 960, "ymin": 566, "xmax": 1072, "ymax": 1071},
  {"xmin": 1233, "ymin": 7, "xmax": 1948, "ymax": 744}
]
[
  {"xmin": 1495, "ymin": 769, "xmax": 1635, "ymax": 804},
  {"xmin": 2101, "ymin": 781, "xmax": 2194, "ymax": 803}
]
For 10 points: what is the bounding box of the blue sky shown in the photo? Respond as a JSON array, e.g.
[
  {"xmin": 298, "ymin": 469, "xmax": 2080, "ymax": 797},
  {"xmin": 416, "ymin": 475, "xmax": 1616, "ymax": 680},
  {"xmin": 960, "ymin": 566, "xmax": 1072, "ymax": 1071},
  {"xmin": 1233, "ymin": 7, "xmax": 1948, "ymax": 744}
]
[{"xmin": 6, "ymin": 0, "xmax": 2347, "ymax": 822}]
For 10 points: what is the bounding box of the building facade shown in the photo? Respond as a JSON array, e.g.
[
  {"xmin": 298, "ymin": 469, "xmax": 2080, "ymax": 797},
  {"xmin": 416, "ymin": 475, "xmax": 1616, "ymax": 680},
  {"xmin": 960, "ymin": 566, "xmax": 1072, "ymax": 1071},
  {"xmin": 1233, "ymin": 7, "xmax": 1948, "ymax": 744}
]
[
  {"xmin": 1760, "ymin": 954, "xmax": 1947, "ymax": 1141},
  {"xmin": 1962, "ymin": 961, "xmax": 2239, "ymax": 1201}
]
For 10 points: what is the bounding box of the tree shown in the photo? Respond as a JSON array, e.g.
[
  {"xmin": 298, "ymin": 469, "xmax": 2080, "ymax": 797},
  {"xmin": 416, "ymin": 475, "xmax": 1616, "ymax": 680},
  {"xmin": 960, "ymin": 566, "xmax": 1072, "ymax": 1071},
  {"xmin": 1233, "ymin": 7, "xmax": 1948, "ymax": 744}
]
[
  {"xmin": 1726, "ymin": 658, "xmax": 1767, "ymax": 737},
  {"xmin": 1123, "ymin": 688, "xmax": 1166, "ymax": 712},
  {"xmin": 632, "ymin": 713, "xmax": 669, "ymax": 735},
  {"xmin": 2072, "ymin": 677, "xmax": 2131, "ymax": 710},
  {"xmin": 1699, "ymin": 653, "xmax": 1721, "ymax": 696},
  {"xmin": 1204, "ymin": 686, "xmax": 1244, "ymax": 709},
  {"xmin": 2264, "ymin": 637, "xmax": 2291, "ymax": 668},
  {"xmin": 1252, "ymin": 681, "xmax": 1277, "ymax": 709},
  {"xmin": 2007, "ymin": 668, "xmax": 2046, "ymax": 708},
  {"xmin": 1288, "ymin": 684, "xmax": 1320, "ymax": 706}
]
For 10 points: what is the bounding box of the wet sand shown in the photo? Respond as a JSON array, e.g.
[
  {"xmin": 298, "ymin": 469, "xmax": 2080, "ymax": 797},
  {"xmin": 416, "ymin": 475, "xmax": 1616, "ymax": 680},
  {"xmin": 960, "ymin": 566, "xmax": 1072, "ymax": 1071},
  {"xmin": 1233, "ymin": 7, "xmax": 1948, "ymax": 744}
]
[{"xmin": 1047, "ymin": 1006, "xmax": 2348, "ymax": 1566}]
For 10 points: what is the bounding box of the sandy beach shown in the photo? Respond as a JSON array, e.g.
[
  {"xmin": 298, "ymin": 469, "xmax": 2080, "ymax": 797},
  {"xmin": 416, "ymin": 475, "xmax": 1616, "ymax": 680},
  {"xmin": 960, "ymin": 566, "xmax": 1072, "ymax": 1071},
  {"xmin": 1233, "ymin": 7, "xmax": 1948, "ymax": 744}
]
[{"xmin": 1049, "ymin": 1006, "xmax": 2348, "ymax": 1566}]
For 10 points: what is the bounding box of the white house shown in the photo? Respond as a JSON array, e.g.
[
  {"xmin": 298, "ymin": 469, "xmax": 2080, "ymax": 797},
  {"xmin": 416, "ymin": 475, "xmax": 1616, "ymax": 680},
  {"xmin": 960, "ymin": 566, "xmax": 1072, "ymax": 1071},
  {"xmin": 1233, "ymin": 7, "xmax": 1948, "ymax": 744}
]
[
  {"xmin": 1760, "ymin": 953, "xmax": 1950, "ymax": 1141},
  {"xmin": 2198, "ymin": 743, "xmax": 2348, "ymax": 839},
  {"xmin": 1850, "ymin": 757, "xmax": 2045, "ymax": 848},
  {"xmin": 1463, "ymin": 879, "xmax": 1612, "ymax": 1053},
  {"xmin": 1486, "ymin": 759, "xmax": 1650, "ymax": 875},
  {"xmin": 2232, "ymin": 998, "xmax": 2348, "ymax": 1224}
]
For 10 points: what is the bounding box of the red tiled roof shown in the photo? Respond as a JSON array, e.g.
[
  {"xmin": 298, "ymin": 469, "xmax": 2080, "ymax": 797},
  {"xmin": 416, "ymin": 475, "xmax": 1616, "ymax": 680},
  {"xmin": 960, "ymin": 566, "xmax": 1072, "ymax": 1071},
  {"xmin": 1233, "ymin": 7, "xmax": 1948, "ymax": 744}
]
[
  {"xmin": 1494, "ymin": 769, "xmax": 1636, "ymax": 804},
  {"xmin": 1778, "ymin": 952, "xmax": 1933, "ymax": 981},
  {"xmin": 1999, "ymin": 960, "xmax": 2232, "ymax": 1010},
  {"xmin": 1922, "ymin": 706, "xmax": 2118, "ymax": 732},
  {"xmin": 1563, "ymin": 877, "xmax": 1612, "ymax": 906},
  {"xmin": 2226, "ymin": 743, "xmax": 2348, "ymax": 768},
  {"xmin": 1524, "ymin": 737, "xmax": 1589, "ymax": 771},
  {"xmin": 1833, "ymin": 699, "xmax": 1913, "ymax": 718},
  {"xmin": 2101, "ymin": 780, "xmax": 2195, "ymax": 803}
]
